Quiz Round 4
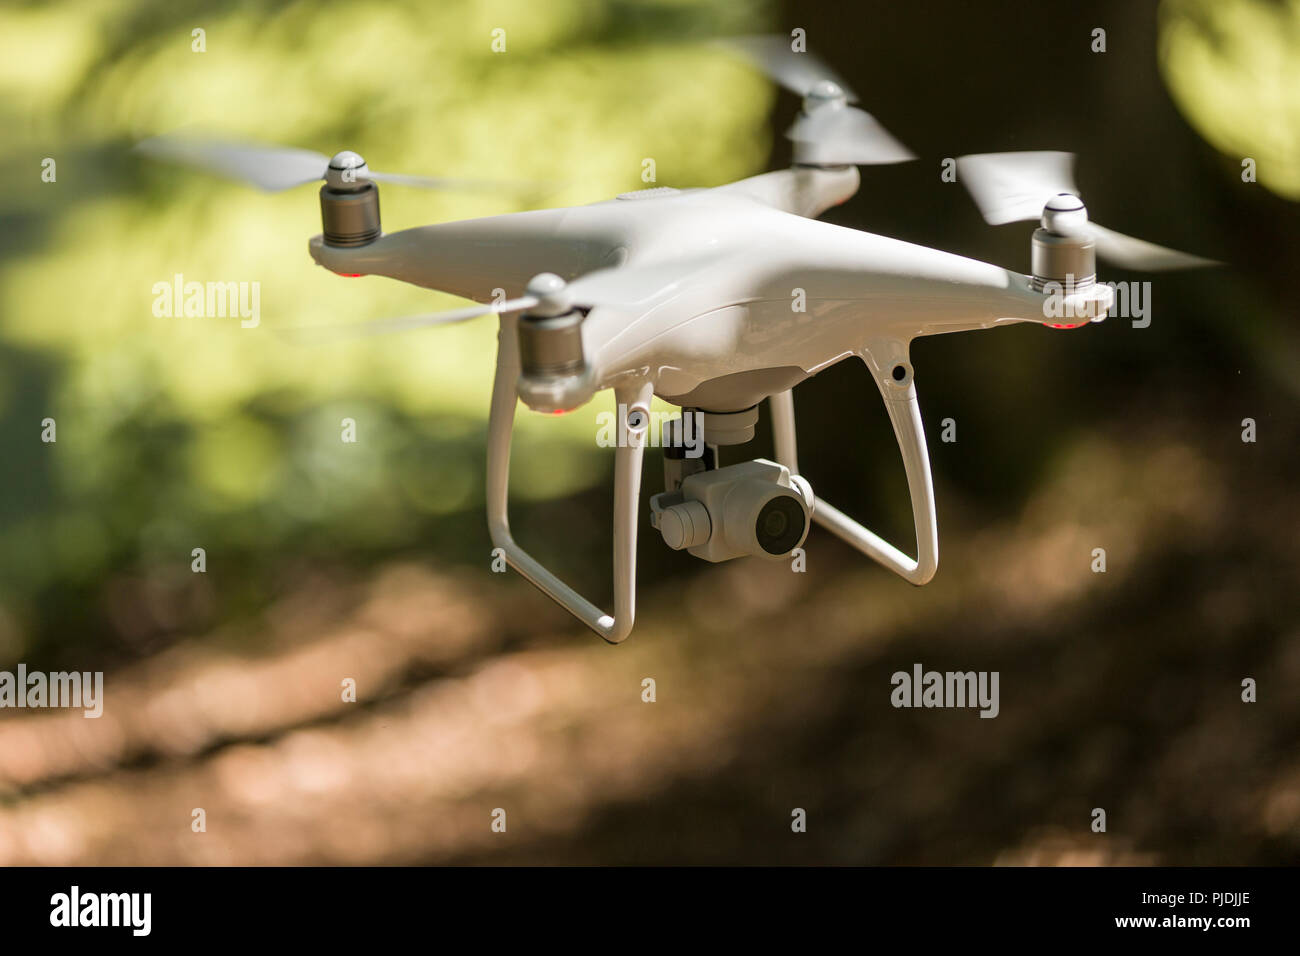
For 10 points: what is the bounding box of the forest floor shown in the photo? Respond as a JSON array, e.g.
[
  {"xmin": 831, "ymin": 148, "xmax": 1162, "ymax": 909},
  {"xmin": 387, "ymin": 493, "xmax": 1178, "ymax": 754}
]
[{"xmin": 0, "ymin": 420, "xmax": 1296, "ymax": 865}]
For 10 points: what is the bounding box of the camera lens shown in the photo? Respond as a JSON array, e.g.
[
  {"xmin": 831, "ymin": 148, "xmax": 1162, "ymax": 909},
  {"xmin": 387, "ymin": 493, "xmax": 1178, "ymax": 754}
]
[{"xmin": 754, "ymin": 494, "xmax": 807, "ymax": 556}]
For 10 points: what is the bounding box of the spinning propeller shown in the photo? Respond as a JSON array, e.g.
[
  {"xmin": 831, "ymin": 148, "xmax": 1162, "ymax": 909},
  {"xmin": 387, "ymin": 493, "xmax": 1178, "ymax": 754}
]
[
  {"xmin": 722, "ymin": 36, "xmax": 915, "ymax": 166},
  {"xmin": 955, "ymin": 151, "xmax": 1218, "ymax": 271},
  {"xmin": 285, "ymin": 250, "xmax": 721, "ymax": 344},
  {"xmin": 136, "ymin": 134, "xmax": 538, "ymax": 194},
  {"xmin": 279, "ymin": 274, "xmax": 574, "ymax": 345}
]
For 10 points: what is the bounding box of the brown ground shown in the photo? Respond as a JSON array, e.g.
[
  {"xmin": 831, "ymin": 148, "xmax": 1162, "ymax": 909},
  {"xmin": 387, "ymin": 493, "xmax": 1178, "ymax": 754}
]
[{"xmin": 0, "ymin": 415, "xmax": 1295, "ymax": 866}]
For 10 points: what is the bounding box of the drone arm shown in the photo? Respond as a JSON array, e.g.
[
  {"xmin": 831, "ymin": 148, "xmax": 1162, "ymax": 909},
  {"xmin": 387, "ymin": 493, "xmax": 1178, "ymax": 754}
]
[
  {"xmin": 486, "ymin": 316, "xmax": 650, "ymax": 643},
  {"xmin": 769, "ymin": 351, "xmax": 938, "ymax": 585}
]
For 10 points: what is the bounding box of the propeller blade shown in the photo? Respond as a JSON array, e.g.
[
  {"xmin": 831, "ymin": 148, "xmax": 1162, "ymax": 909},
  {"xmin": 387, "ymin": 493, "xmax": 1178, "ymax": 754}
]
[
  {"xmin": 786, "ymin": 106, "xmax": 915, "ymax": 165},
  {"xmin": 366, "ymin": 170, "xmax": 553, "ymax": 195},
  {"xmin": 956, "ymin": 150, "xmax": 1219, "ymax": 271},
  {"xmin": 721, "ymin": 35, "xmax": 912, "ymax": 167},
  {"xmin": 279, "ymin": 296, "xmax": 539, "ymax": 345},
  {"xmin": 720, "ymin": 35, "xmax": 856, "ymax": 99},
  {"xmin": 1086, "ymin": 224, "xmax": 1220, "ymax": 271},
  {"xmin": 136, "ymin": 135, "xmax": 329, "ymax": 192},
  {"xmin": 138, "ymin": 134, "xmax": 554, "ymax": 195},
  {"xmin": 955, "ymin": 151, "xmax": 1079, "ymax": 225}
]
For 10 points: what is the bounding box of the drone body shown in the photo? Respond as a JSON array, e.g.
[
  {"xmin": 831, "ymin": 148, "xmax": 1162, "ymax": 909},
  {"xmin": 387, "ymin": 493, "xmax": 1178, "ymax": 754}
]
[
  {"xmin": 138, "ymin": 37, "xmax": 1215, "ymax": 643},
  {"xmin": 309, "ymin": 164, "xmax": 1100, "ymax": 418}
]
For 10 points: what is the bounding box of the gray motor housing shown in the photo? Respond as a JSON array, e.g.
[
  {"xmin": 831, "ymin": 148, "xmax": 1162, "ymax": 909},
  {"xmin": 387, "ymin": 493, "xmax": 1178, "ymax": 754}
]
[{"xmin": 320, "ymin": 181, "xmax": 381, "ymax": 248}]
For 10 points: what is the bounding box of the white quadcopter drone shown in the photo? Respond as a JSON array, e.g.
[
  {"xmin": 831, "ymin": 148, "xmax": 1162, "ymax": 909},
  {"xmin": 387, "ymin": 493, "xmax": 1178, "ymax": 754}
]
[{"xmin": 139, "ymin": 37, "xmax": 1217, "ymax": 643}]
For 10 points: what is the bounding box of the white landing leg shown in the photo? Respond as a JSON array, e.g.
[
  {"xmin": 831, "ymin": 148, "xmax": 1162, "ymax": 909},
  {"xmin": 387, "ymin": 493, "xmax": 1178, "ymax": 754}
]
[{"xmin": 486, "ymin": 314, "xmax": 652, "ymax": 642}]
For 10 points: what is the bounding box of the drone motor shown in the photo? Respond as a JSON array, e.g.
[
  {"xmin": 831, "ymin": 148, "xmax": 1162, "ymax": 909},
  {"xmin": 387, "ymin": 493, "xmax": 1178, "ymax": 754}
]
[
  {"xmin": 514, "ymin": 274, "xmax": 595, "ymax": 413},
  {"xmin": 320, "ymin": 151, "xmax": 382, "ymax": 248},
  {"xmin": 1030, "ymin": 194, "xmax": 1096, "ymax": 293}
]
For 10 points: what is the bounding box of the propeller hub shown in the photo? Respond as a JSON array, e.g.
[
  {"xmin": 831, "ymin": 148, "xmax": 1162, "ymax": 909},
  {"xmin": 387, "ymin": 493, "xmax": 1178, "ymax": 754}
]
[
  {"xmin": 524, "ymin": 272, "xmax": 574, "ymax": 317},
  {"xmin": 1041, "ymin": 193, "xmax": 1089, "ymax": 236},
  {"xmin": 802, "ymin": 80, "xmax": 847, "ymax": 113},
  {"xmin": 326, "ymin": 150, "xmax": 370, "ymax": 190}
]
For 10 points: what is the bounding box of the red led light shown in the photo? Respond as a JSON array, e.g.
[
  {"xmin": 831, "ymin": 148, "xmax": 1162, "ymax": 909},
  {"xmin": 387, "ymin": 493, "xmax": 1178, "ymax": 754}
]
[
  {"xmin": 335, "ymin": 272, "xmax": 363, "ymax": 278},
  {"xmin": 1047, "ymin": 322, "xmax": 1083, "ymax": 330}
]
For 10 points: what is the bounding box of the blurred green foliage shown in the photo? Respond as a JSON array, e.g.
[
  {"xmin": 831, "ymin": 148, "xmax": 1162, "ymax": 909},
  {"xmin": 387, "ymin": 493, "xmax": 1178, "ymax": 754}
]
[
  {"xmin": 1160, "ymin": 0, "xmax": 1300, "ymax": 199},
  {"xmin": 0, "ymin": 0, "xmax": 773, "ymax": 656}
]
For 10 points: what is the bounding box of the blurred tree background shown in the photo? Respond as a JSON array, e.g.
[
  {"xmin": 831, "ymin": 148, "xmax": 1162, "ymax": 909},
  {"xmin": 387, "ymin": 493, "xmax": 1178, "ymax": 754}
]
[{"xmin": 0, "ymin": 0, "xmax": 1296, "ymax": 865}]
